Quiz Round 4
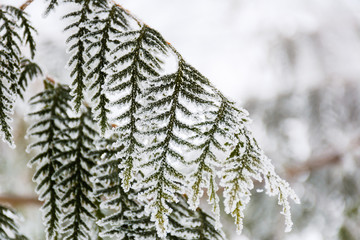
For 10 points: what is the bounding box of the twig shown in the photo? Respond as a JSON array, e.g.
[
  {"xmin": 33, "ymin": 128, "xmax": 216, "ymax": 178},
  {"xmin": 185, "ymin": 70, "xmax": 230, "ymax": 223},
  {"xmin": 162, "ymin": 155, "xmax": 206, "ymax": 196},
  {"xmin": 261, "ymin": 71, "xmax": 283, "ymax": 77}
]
[
  {"xmin": 46, "ymin": 76, "xmax": 56, "ymax": 84},
  {"xmin": 110, "ymin": 0, "xmax": 142, "ymax": 26},
  {"xmin": 0, "ymin": 195, "xmax": 41, "ymax": 206},
  {"xmin": 0, "ymin": 151, "xmax": 345, "ymax": 207},
  {"xmin": 286, "ymin": 152, "xmax": 342, "ymax": 178},
  {"xmin": 286, "ymin": 136, "xmax": 360, "ymax": 179},
  {"xmin": 20, "ymin": 0, "xmax": 34, "ymax": 11}
]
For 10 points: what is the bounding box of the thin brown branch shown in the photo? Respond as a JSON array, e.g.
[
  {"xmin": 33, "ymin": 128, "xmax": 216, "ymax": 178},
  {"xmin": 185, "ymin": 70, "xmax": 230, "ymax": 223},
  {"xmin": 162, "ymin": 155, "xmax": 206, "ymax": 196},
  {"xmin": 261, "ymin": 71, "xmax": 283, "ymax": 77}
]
[
  {"xmin": 20, "ymin": 0, "xmax": 34, "ymax": 11},
  {"xmin": 0, "ymin": 151, "xmax": 348, "ymax": 207},
  {"xmin": 286, "ymin": 152, "xmax": 342, "ymax": 178},
  {"xmin": 0, "ymin": 195, "xmax": 41, "ymax": 206},
  {"xmin": 286, "ymin": 136, "xmax": 360, "ymax": 178},
  {"xmin": 46, "ymin": 76, "xmax": 56, "ymax": 84},
  {"xmin": 111, "ymin": 0, "xmax": 180, "ymax": 56},
  {"xmin": 111, "ymin": 0, "xmax": 142, "ymax": 26}
]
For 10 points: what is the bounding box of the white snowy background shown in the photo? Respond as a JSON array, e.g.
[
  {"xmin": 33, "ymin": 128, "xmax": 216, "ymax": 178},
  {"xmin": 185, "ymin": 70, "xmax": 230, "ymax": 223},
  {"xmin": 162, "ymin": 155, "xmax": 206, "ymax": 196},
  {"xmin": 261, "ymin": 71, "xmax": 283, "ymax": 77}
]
[{"xmin": 1, "ymin": 0, "xmax": 360, "ymax": 239}]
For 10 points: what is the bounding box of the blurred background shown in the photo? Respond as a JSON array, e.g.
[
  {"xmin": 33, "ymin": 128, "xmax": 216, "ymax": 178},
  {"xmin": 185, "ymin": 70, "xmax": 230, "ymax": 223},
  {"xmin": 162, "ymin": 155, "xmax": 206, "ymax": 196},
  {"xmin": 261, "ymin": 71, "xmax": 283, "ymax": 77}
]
[{"xmin": 0, "ymin": 0, "xmax": 360, "ymax": 239}]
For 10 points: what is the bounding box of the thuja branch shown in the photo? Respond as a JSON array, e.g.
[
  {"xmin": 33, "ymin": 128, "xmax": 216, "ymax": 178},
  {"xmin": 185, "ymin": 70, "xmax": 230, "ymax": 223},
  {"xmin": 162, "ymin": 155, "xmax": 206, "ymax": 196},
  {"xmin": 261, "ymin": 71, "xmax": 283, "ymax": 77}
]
[{"xmin": 0, "ymin": 1, "xmax": 300, "ymax": 239}]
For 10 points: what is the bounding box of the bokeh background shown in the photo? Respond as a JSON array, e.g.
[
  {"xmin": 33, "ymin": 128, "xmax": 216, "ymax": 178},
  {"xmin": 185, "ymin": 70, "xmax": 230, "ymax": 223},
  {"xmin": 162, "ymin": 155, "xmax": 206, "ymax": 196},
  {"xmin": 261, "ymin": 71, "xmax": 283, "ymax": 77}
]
[{"xmin": 0, "ymin": 0, "xmax": 360, "ymax": 239}]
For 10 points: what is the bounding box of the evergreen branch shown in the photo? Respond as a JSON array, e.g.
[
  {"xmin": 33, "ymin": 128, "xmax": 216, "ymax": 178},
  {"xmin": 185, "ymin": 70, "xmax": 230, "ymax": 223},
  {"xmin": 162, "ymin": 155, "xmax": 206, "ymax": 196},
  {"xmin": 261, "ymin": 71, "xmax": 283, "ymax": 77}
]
[
  {"xmin": 84, "ymin": 4, "xmax": 129, "ymax": 134},
  {"xmin": 92, "ymin": 134, "xmax": 139, "ymax": 239},
  {"xmin": 0, "ymin": 7, "xmax": 23, "ymax": 147},
  {"xmin": 17, "ymin": 9, "xmax": 36, "ymax": 58},
  {"xmin": 187, "ymin": 97, "xmax": 244, "ymax": 224},
  {"xmin": 109, "ymin": 0, "xmax": 141, "ymax": 26},
  {"xmin": 0, "ymin": 204, "xmax": 29, "ymax": 240},
  {"xmin": 190, "ymin": 208, "xmax": 225, "ymax": 240},
  {"xmin": 64, "ymin": 0, "xmax": 105, "ymax": 112},
  {"xmin": 108, "ymin": 24, "xmax": 168, "ymax": 192},
  {"xmin": 220, "ymin": 127, "xmax": 300, "ymax": 233},
  {"xmin": 27, "ymin": 79, "xmax": 71, "ymax": 240},
  {"xmin": 3, "ymin": 5, "xmax": 37, "ymax": 58},
  {"xmin": 0, "ymin": 5, "xmax": 37, "ymax": 146},
  {"xmin": 11, "ymin": 58, "xmax": 42, "ymax": 99},
  {"xmin": 44, "ymin": 0, "xmax": 58, "ymax": 15},
  {"xmin": 7, "ymin": 1, "xmax": 299, "ymax": 239},
  {"xmin": 0, "ymin": 82, "xmax": 13, "ymax": 146},
  {"xmin": 110, "ymin": 7, "xmax": 297, "ymax": 233},
  {"xmin": 138, "ymin": 59, "xmax": 216, "ymax": 237},
  {"xmin": 114, "ymin": 193, "xmax": 224, "ymax": 240},
  {"xmin": 52, "ymin": 107, "xmax": 100, "ymax": 240}
]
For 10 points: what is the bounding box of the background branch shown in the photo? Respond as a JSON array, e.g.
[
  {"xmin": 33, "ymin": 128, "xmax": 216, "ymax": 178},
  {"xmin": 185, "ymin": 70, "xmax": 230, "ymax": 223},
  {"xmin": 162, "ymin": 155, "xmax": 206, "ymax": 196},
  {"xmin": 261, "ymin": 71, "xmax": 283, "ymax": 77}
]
[
  {"xmin": 0, "ymin": 195, "xmax": 42, "ymax": 206},
  {"xmin": 20, "ymin": 0, "xmax": 34, "ymax": 11},
  {"xmin": 0, "ymin": 148, "xmax": 351, "ymax": 207}
]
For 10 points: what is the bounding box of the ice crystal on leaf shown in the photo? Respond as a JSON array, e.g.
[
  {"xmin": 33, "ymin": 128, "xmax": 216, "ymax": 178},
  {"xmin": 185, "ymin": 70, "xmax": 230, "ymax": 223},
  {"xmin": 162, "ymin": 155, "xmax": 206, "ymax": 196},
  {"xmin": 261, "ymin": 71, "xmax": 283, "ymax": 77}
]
[{"xmin": 92, "ymin": 134, "xmax": 137, "ymax": 239}]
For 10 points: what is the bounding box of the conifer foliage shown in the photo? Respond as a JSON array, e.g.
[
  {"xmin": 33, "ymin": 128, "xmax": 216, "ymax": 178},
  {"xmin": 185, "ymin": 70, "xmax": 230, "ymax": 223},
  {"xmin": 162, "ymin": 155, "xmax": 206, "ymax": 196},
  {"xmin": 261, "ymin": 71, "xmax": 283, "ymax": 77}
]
[
  {"xmin": 63, "ymin": 0, "xmax": 109, "ymax": 116},
  {"xmin": 119, "ymin": 194, "xmax": 226, "ymax": 240},
  {"xmin": 94, "ymin": 136, "xmax": 225, "ymax": 239},
  {"xmin": 52, "ymin": 107, "xmax": 100, "ymax": 240},
  {"xmin": 137, "ymin": 58, "xmax": 218, "ymax": 236},
  {"xmin": 83, "ymin": 3, "xmax": 128, "ymax": 133},
  {"xmin": 11, "ymin": 58, "xmax": 42, "ymax": 99},
  {"xmin": 0, "ymin": 5, "xmax": 36, "ymax": 146},
  {"xmin": 219, "ymin": 127, "xmax": 299, "ymax": 233},
  {"xmin": 92, "ymin": 135, "xmax": 131, "ymax": 239},
  {"xmin": 108, "ymin": 24, "xmax": 166, "ymax": 192},
  {"xmin": 0, "ymin": 204, "xmax": 28, "ymax": 240},
  {"xmin": 64, "ymin": 0, "xmax": 97, "ymax": 112},
  {"xmin": 188, "ymin": 97, "xmax": 244, "ymax": 222},
  {"xmin": 0, "ymin": 1, "xmax": 300, "ymax": 240},
  {"xmin": 27, "ymin": 79, "xmax": 72, "ymax": 240}
]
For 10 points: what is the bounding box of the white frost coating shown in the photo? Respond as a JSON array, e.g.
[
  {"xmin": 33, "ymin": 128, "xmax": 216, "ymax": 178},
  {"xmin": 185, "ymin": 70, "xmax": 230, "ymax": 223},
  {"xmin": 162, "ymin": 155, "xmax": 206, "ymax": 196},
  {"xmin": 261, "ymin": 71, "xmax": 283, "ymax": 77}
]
[
  {"xmin": 220, "ymin": 125, "xmax": 299, "ymax": 234},
  {"xmin": 133, "ymin": 151, "xmax": 185, "ymax": 237},
  {"xmin": 207, "ymin": 175, "xmax": 222, "ymax": 228},
  {"xmin": 263, "ymin": 166, "xmax": 300, "ymax": 232},
  {"xmin": 148, "ymin": 195, "xmax": 172, "ymax": 238},
  {"xmin": 117, "ymin": 150, "xmax": 137, "ymax": 192},
  {"xmin": 0, "ymin": 206, "xmax": 24, "ymax": 239},
  {"xmin": 0, "ymin": 131, "xmax": 15, "ymax": 148}
]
